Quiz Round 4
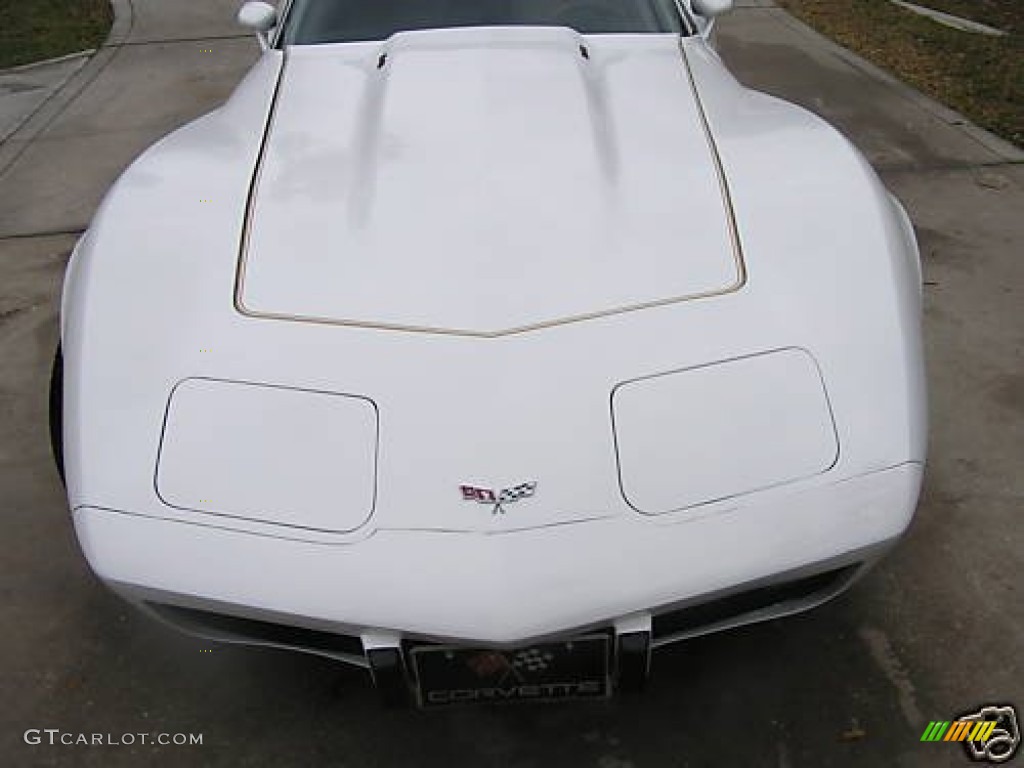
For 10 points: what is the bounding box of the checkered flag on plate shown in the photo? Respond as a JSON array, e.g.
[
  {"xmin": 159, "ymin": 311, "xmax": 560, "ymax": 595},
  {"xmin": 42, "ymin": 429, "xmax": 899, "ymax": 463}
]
[{"xmin": 512, "ymin": 648, "xmax": 555, "ymax": 673}]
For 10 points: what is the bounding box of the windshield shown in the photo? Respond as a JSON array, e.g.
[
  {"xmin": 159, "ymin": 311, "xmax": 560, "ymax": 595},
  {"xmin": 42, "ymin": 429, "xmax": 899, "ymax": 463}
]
[{"xmin": 280, "ymin": 0, "xmax": 688, "ymax": 45}]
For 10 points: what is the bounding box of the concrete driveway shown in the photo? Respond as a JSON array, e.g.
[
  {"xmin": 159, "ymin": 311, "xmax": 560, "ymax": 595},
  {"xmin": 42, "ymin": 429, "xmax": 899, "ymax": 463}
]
[{"xmin": 1, "ymin": 1, "xmax": 1021, "ymax": 766}]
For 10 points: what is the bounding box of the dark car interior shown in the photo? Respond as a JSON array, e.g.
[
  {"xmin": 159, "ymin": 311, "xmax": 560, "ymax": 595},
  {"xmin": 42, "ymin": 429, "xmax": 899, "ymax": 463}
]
[{"xmin": 280, "ymin": 0, "xmax": 689, "ymax": 45}]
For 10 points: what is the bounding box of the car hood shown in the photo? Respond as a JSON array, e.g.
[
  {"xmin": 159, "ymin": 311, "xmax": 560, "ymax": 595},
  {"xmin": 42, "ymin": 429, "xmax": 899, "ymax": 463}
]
[{"xmin": 238, "ymin": 28, "xmax": 743, "ymax": 336}]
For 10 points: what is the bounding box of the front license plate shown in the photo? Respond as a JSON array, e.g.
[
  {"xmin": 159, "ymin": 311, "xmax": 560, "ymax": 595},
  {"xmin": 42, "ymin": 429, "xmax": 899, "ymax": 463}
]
[{"xmin": 411, "ymin": 635, "xmax": 610, "ymax": 708}]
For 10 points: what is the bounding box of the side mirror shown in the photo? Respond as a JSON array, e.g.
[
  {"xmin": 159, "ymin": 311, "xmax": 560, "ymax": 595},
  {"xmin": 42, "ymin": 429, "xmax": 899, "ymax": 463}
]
[
  {"xmin": 238, "ymin": 1, "xmax": 278, "ymax": 49},
  {"xmin": 691, "ymin": 0, "xmax": 733, "ymax": 18}
]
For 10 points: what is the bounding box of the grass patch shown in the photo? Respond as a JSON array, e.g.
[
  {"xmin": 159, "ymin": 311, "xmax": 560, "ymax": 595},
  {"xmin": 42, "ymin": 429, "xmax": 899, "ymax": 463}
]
[
  {"xmin": 0, "ymin": 0, "xmax": 113, "ymax": 70},
  {"xmin": 778, "ymin": 0, "xmax": 1023, "ymax": 147}
]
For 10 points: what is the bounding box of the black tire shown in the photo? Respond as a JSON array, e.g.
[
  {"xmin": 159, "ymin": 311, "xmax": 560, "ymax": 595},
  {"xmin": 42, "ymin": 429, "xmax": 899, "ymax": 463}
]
[{"xmin": 49, "ymin": 345, "xmax": 65, "ymax": 485}]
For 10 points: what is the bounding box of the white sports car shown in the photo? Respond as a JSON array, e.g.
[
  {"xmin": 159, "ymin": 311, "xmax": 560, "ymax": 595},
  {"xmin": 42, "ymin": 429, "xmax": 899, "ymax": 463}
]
[{"xmin": 53, "ymin": 0, "xmax": 927, "ymax": 706}]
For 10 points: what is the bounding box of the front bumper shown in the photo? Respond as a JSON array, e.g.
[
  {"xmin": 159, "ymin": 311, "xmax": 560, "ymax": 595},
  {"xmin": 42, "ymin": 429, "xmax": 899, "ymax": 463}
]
[{"xmin": 73, "ymin": 463, "xmax": 921, "ymax": 649}]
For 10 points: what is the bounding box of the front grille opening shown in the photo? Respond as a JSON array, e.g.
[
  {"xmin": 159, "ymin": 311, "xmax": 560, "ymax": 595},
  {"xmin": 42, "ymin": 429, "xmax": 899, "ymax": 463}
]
[
  {"xmin": 652, "ymin": 564, "xmax": 860, "ymax": 640},
  {"xmin": 146, "ymin": 603, "xmax": 365, "ymax": 658}
]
